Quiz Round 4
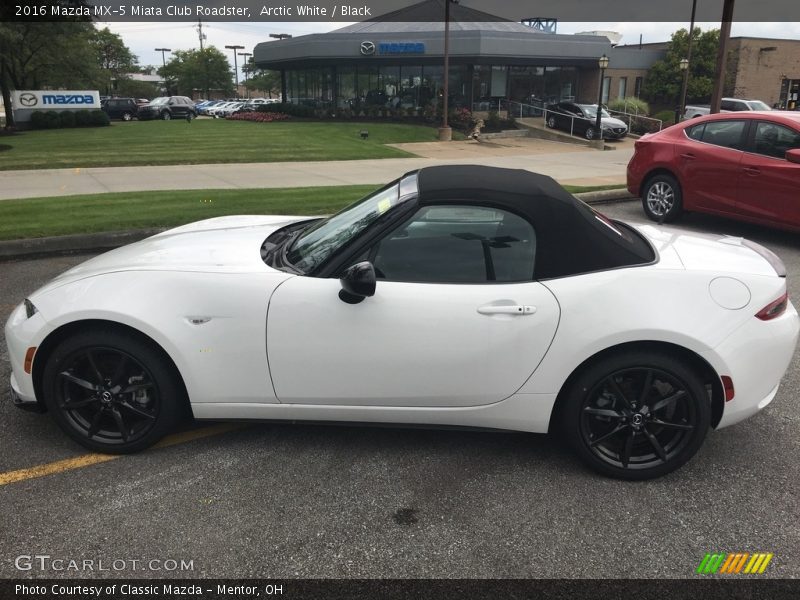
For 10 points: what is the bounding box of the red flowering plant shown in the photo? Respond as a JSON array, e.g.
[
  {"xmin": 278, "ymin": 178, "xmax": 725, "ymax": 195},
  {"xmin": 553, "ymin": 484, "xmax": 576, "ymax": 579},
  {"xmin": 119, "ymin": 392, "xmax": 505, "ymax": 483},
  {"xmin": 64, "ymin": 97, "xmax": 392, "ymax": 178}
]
[{"xmin": 226, "ymin": 112, "xmax": 290, "ymax": 123}]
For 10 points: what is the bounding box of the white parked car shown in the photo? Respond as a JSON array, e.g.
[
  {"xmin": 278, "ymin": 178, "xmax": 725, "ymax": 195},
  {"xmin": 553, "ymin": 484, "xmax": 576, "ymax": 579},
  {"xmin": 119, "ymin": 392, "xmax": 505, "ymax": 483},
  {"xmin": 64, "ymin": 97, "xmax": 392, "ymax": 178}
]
[
  {"xmin": 6, "ymin": 166, "xmax": 798, "ymax": 479},
  {"xmin": 683, "ymin": 98, "xmax": 772, "ymax": 120}
]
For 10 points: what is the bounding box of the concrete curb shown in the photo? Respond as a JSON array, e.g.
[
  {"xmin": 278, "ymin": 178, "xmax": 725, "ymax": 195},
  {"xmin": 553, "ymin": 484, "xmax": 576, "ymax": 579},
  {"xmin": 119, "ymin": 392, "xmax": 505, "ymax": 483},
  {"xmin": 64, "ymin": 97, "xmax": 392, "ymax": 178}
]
[{"xmin": 0, "ymin": 190, "xmax": 634, "ymax": 261}]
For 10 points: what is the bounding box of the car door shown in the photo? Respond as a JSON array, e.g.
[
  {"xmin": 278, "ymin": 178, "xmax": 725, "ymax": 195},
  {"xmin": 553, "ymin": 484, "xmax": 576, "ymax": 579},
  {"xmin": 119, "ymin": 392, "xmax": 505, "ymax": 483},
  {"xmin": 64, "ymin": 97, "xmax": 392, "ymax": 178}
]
[
  {"xmin": 677, "ymin": 119, "xmax": 747, "ymax": 215},
  {"xmin": 736, "ymin": 120, "xmax": 800, "ymax": 226},
  {"xmin": 266, "ymin": 204, "xmax": 560, "ymax": 408}
]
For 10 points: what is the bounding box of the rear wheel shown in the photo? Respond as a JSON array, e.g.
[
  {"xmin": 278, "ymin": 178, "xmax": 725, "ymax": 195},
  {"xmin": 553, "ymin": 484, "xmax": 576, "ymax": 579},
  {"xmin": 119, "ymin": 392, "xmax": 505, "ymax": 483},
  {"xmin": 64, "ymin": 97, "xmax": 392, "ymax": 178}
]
[
  {"xmin": 161, "ymin": 111, "xmax": 171, "ymax": 121},
  {"xmin": 121, "ymin": 112, "xmax": 133, "ymax": 121},
  {"xmin": 42, "ymin": 330, "xmax": 183, "ymax": 453},
  {"xmin": 642, "ymin": 173, "xmax": 683, "ymax": 222},
  {"xmin": 547, "ymin": 116, "xmax": 556, "ymax": 128},
  {"xmin": 561, "ymin": 351, "xmax": 710, "ymax": 480}
]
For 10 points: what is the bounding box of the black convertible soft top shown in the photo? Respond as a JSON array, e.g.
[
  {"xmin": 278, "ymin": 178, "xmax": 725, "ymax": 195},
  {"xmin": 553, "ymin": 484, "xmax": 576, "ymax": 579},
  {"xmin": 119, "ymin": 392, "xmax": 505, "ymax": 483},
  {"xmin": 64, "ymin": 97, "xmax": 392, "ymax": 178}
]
[{"xmin": 414, "ymin": 165, "xmax": 655, "ymax": 279}]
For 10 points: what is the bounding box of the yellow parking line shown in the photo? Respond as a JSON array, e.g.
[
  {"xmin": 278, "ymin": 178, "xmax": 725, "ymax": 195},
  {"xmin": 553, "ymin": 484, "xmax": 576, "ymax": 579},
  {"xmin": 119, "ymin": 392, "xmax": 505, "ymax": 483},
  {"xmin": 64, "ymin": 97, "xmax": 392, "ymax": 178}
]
[{"xmin": 0, "ymin": 423, "xmax": 244, "ymax": 487}]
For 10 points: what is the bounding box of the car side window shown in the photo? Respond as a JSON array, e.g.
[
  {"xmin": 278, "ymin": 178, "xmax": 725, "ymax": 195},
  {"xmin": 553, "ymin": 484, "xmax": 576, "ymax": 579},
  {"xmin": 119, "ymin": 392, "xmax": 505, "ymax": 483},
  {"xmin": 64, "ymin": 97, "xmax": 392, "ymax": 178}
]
[
  {"xmin": 368, "ymin": 205, "xmax": 536, "ymax": 284},
  {"xmin": 753, "ymin": 122, "xmax": 800, "ymax": 159},
  {"xmin": 699, "ymin": 120, "xmax": 747, "ymax": 150},
  {"xmin": 686, "ymin": 123, "xmax": 705, "ymax": 140}
]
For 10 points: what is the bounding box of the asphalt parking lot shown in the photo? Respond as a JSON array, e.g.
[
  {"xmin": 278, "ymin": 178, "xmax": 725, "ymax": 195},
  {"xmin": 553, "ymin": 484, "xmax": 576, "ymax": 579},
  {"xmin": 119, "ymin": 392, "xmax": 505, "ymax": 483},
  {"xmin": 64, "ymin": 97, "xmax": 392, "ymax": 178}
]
[{"xmin": 1, "ymin": 200, "xmax": 799, "ymax": 579}]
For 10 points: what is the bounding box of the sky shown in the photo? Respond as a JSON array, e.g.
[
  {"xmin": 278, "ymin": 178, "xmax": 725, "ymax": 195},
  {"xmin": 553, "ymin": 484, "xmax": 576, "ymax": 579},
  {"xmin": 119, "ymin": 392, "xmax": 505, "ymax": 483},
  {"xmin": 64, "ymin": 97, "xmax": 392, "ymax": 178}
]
[{"xmin": 102, "ymin": 20, "xmax": 800, "ymax": 75}]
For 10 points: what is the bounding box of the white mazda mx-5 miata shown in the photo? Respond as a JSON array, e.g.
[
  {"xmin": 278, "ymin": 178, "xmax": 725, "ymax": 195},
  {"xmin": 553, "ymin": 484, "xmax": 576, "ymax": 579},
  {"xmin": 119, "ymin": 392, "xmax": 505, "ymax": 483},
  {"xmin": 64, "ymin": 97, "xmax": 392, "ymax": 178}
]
[{"xmin": 6, "ymin": 166, "xmax": 798, "ymax": 479}]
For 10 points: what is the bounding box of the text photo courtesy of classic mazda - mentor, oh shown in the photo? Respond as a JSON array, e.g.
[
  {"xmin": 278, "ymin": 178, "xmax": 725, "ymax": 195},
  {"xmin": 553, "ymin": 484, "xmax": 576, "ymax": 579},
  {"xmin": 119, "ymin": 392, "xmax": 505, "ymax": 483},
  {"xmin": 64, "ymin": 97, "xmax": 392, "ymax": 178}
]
[{"xmin": 5, "ymin": 166, "xmax": 798, "ymax": 481}]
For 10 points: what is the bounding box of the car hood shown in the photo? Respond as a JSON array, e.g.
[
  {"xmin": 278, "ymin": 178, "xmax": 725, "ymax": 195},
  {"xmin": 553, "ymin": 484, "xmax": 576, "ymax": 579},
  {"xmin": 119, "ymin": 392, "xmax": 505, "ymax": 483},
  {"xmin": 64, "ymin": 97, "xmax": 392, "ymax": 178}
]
[
  {"xmin": 635, "ymin": 223, "xmax": 783, "ymax": 277},
  {"xmin": 601, "ymin": 116, "xmax": 627, "ymax": 129},
  {"xmin": 32, "ymin": 215, "xmax": 314, "ymax": 296}
]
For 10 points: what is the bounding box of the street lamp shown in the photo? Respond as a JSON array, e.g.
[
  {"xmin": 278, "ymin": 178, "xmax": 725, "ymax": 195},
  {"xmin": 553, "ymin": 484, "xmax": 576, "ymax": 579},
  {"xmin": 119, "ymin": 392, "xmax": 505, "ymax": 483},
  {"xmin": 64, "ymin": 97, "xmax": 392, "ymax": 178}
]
[
  {"xmin": 676, "ymin": 58, "xmax": 690, "ymax": 123},
  {"xmin": 225, "ymin": 44, "xmax": 245, "ymax": 98},
  {"xmin": 594, "ymin": 54, "xmax": 609, "ymax": 143},
  {"xmin": 239, "ymin": 52, "xmax": 252, "ymax": 99}
]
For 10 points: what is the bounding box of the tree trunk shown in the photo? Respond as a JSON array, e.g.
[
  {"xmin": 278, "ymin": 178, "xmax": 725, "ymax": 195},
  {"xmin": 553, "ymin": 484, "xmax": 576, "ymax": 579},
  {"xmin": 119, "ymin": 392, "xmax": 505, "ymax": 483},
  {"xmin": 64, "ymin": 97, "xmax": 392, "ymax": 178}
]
[{"xmin": 0, "ymin": 66, "xmax": 15, "ymax": 129}]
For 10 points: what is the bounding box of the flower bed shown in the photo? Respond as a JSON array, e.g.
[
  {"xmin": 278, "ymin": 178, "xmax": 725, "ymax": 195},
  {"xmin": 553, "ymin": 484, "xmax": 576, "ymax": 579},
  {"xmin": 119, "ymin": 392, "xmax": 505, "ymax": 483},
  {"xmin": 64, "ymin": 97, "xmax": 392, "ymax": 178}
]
[{"xmin": 227, "ymin": 112, "xmax": 290, "ymax": 123}]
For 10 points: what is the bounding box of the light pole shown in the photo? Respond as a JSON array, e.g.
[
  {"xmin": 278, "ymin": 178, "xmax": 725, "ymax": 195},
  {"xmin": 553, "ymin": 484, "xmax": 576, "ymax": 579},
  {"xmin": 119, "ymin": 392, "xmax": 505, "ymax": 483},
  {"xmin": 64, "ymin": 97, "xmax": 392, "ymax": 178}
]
[
  {"xmin": 594, "ymin": 54, "xmax": 609, "ymax": 144},
  {"xmin": 225, "ymin": 44, "xmax": 245, "ymax": 98},
  {"xmin": 239, "ymin": 52, "xmax": 252, "ymax": 99},
  {"xmin": 155, "ymin": 47, "xmax": 171, "ymax": 94},
  {"xmin": 439, "ymin": 0, "xmax": 453, "ymax": 141},
  {"xmin": 678, "ymin": 0, "xmax": 697, "ymax": 125},
  {"xmin": 269, "ymin": 33, "xmax": 292, "ymax": 41},
  {"xmin": 675, "ymin": 58, "xmax": 689, "ymax": 123}
]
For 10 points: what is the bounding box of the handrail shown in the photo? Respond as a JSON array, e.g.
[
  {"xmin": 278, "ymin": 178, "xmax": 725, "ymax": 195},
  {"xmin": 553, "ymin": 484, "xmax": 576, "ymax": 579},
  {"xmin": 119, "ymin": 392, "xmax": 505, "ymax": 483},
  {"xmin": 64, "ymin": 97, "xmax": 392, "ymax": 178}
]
[{"xmin": 605, "ymin": 108, "xmax": 663, "ymax": 132}]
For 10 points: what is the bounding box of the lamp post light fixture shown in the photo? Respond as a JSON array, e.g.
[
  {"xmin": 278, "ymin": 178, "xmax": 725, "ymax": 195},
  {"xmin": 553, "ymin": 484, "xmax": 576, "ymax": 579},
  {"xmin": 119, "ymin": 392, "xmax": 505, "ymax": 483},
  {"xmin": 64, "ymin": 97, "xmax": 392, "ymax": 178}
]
[
  {"xmin": 269, "ymin": 33, "xmax": 292, "ymax": 40},
  {"xmin": 238, "ymin": 52, "xmax": 252, "ymax": 99},
  {"xmin": 225, "ymin": 44, "xmax": 245, "ymax": 97},
  {"xmin": 594, "ymin": 54, "xmax": 609, "ymax": 145},
  {"xmin": 676, "ymin": 58, "xmax": 690, "ymax": 124}
]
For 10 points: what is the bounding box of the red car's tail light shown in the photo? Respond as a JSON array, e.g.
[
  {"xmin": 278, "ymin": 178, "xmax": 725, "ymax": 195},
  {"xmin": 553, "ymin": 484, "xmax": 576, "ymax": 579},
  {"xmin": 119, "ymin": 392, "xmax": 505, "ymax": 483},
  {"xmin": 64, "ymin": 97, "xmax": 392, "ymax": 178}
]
[{"xmin": 756, "ymin": 292, "xmax": 788, "ymax": 321}]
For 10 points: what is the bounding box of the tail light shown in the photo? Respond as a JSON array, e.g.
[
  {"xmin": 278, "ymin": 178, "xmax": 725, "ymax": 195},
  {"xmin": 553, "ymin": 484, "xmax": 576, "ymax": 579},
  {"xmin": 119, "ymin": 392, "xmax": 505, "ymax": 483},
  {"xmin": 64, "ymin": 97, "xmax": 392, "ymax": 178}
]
[{"xmin": 756, "ymin": 292, "xmax": 788, "ymax": 321}]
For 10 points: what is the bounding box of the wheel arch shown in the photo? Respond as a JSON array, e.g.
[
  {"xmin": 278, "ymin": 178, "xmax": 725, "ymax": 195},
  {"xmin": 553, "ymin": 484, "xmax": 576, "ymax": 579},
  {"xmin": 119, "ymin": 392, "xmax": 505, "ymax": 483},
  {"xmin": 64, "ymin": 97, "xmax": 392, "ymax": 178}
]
[
  {"xmin": 31, "ymin": 319, "xmax": 191, "ymax": 416},
  {"xmin": 547, "ymin": 340, "xmax": 724, "ymax": 433},
  {"xmin": 639, "ymin": 167, "xmax": 681, "ymax": 198}
]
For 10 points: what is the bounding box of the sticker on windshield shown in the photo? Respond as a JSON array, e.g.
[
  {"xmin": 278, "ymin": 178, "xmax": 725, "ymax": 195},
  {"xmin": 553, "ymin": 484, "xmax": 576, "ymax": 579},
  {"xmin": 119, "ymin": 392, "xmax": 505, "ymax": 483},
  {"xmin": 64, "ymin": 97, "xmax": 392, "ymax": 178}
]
[{"xmin": 377, "ymin": 198, "xmax": 392, "ymax": 214}]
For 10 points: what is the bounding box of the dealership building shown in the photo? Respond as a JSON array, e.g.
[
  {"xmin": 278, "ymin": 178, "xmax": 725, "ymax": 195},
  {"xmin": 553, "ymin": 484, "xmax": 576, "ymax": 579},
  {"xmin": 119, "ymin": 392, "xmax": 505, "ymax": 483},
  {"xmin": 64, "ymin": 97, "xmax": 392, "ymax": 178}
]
[
  {"xmin": 253, "ymin": 0, "xmax": 800, "ymax": 112},
  {"xmin": 252, "ymin": 1, "xmax": 631, "ymax": 111}
]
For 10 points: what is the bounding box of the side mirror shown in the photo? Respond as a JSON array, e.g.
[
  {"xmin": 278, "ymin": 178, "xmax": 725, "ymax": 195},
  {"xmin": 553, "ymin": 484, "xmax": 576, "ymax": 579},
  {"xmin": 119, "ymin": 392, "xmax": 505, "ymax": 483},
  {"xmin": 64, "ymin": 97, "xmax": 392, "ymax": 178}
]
[
  {"xmin": 339, "ymin": 261, "xmax": 376, "ymax": 304},
  {"xmin": 786, "ymin": 149, "xmax": 800, "ymax": 164}
]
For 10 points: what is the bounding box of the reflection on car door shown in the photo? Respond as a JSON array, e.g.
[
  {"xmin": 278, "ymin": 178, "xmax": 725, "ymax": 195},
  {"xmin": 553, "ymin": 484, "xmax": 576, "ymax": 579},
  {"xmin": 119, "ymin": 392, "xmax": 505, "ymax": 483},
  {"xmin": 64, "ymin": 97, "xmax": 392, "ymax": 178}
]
[
  {"xmin": 737, "ymin": 120, "xmax": 800, "ymax": 227},
  {"xmin": 679, "ymin": 120, "xmax": 747, "ymax": 215}
]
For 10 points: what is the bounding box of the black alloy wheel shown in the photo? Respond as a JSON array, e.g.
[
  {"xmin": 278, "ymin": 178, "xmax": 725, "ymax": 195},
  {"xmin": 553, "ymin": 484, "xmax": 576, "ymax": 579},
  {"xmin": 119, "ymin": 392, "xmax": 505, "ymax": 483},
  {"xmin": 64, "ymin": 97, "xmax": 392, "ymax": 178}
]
[
  {"xmin": 562, "ymin": 352, "xmax": 710, "ymax": 480},
  {"xmin": 161, "ymin": 111, "xmax": 171, "ymax": 120},
  {"xmin": 43, "ymin": 331, "xmax": 182, "ymax": 453}
]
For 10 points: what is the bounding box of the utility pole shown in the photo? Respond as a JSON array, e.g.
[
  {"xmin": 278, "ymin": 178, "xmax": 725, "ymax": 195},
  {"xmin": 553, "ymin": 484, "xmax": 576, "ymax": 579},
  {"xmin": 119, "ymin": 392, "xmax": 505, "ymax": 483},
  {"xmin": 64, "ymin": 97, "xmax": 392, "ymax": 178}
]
[
  {"xmin": 677, "ymin": 0, "xmax": 697, "ymax": 123},
  {"xmin": 439, "ymin": 0, "xmax": 452, "ymax": 141},
  {"xmin": 710, "ymin": 0, "xmax": 735, "ymax": 114},
  {"xmin": 155, "ymin": 48, "xmax": 171, "ymax": 94},
  {"xmin": 197, "ymin": 19, "xmax": 209, "ymax": 100},
  {"xmin": 225, "ymin": 44, "xmax": 245, "ymax": 98}
]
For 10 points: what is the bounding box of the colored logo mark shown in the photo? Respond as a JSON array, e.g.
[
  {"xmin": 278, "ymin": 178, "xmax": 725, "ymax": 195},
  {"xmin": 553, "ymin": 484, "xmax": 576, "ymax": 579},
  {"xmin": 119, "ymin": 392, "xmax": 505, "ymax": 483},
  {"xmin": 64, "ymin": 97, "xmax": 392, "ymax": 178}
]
[{"xmin": 696, "ymin": 552, "xmax": 774, "ymax": 574}]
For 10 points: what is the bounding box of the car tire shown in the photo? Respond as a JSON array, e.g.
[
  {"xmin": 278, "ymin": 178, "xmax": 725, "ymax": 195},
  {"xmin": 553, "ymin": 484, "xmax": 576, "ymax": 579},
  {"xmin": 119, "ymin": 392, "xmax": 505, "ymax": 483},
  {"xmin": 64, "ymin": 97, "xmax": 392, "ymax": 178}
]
[
  {"xmin": 642, "ymin": 173, "xmax": 683, "ymax": 223},
  {"xmin": 187, "ymin": 111, "xmax": 195, "ymax": 120},
  {"xmin": 547, "ymin": 116, "xmax": 556, "ymax": 128},
  {"xmin": 161, "ymin": 111, "xmax": 171, "ymax": 121},
  {"xmin": 584, "ymin": 126, "xmax": 596, "ymax": 140},
  {"xmin": 122, "ymin": 112, "xmax": 133, "ymax": 121},
  {"xmin": 42, "ymin": 330, "xmax": 184, "ymax": 454},
  {"xmin": 560, "ymin": 351, "xmax": 710, "ymax": 480}
]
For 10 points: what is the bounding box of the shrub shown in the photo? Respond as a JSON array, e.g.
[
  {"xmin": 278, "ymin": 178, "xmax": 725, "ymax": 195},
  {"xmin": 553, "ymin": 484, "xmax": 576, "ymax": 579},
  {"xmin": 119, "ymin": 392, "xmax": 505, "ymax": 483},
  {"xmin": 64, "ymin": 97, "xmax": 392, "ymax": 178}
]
[
  {"xmin": 58, "ymin": 111, "xmax": 76, "ymax": 128},
  {"xmin": 43, "ymin": 111, "xmax": 61, "ymax": 129},
  {"xmin": 448, "ymin": 107, "xmax": 475, "ymax": 130},
  {"xmin": 89, "ymin": 110, "xmax": 110, "ymax": 126},
  {"xmin": 226, "ymin": 111, "xmax": 290, "ymax": 123},
  {"xmin": 74, "ymin": 110, "xmax": 92, "ymax": 126},
  {"xmin": 29, "ymin": 111, "xmax": 47, "ymax": 129},
  {"xmin": 608, "ymin": 97, "xmax": 650, "ymax": 115},
  {"xmin": 257, "ymin": 102, "xmax": 315, "ymax": 118},
  {"xmin": 653, "ymin": 110, "xmax": 676, "ymax": 127},
  {"xmin": 485, "ymin": 110, "xmax": 502, "ymax": 130}
]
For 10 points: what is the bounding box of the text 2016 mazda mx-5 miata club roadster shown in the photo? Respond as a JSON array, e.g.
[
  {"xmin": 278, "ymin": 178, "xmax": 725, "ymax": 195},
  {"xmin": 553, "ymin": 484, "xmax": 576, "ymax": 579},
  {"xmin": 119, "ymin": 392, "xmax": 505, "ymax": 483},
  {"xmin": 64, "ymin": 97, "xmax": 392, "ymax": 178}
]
[{"xmin": 6, "ymin": 166, "xmax": 798, "ymax": 479}]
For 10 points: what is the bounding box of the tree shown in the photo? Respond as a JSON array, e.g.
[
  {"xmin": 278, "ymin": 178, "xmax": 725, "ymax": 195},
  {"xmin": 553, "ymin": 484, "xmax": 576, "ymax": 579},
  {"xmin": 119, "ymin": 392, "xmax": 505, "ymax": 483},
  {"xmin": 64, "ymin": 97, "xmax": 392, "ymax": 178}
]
[
  {"xmin": 91, "ymin": 27, "xmax": 138, "ymax": 95},
  {"xmin": 641, "ymin": 28, "xmax": 721, "ymax": 107},
  {"xmin": 0, "ymin": 19, "xmax": 100, "ymax": 128},
  {"xmin": 160, "ymin": 47, "xmax": 233, "ymax": 98},
  {"xmin": 245, "ymin": 68, "xmax": 281, "ymax": 98}
]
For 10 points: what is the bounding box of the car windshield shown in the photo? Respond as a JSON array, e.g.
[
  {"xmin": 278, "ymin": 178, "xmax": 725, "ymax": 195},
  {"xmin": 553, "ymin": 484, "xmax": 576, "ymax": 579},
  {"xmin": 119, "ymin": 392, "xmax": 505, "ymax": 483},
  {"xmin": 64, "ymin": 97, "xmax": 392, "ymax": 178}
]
[
  {"xmin": 286, "ymin": 175, "xmax": 417, "ymax": 273},
  {"xmin": 580, "ymin": 105, "xmax": 611, "ymax": 118},
  {"xmin": 746, "ymin": 100, "xmax": 771, "ymax": 111},
  {"xmin": 149, "ymin": 97, "xmax": 168, "ymax": 105}
]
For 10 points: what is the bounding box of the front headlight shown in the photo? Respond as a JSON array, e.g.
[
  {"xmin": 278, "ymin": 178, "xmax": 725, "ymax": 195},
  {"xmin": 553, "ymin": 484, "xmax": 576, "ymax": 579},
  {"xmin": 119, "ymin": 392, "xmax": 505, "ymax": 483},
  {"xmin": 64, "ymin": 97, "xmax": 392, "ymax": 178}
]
[{"xmin": 24, "ymin": 299, "xmax": 38, "ymax": 319}]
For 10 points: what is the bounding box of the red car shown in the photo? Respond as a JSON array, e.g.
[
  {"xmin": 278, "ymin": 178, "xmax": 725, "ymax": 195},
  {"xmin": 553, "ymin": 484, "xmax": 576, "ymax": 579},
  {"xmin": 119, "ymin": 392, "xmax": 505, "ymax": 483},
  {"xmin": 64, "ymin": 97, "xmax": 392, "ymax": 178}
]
[{"xmin": 627, "ymin": 112, "xmax": 800, "ymax": 231}]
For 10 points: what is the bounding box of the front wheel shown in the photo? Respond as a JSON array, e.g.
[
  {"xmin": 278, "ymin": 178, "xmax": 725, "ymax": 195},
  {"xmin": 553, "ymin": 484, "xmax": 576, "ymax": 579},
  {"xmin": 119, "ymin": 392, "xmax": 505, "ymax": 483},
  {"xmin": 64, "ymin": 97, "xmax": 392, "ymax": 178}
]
[
  {"xmin": 122, "ymin": 112, "xmax": 133, "ymax": 121},
  {"xmin": 584, "ymin": 126, "xmax": 596, "ymax": 140},
  {"xmin": 42, "ymin": 330, "xmax": 183, "ymax": 453},
  {"xmin": 642, "ymin": 174, "xmax": 683, "ymax": 222},
  {"xmin": 161, "ymin": 111, "xmax": 171, "ymax": 121},
  {"xmin": 547, "ymin": 116, "xmax": 556, "ymax": 128},
  {"xmin": 560, "ymin": 351, "xmax": 710, "ymax": 480}
]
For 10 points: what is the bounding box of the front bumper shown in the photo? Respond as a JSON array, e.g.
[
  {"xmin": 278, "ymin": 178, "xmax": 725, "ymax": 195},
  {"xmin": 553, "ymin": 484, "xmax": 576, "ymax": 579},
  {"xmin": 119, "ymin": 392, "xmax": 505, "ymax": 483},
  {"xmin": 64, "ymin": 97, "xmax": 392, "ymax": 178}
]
[{"xmin": 10, "ymin": 372, "xmax": 43, "ymax": 412}]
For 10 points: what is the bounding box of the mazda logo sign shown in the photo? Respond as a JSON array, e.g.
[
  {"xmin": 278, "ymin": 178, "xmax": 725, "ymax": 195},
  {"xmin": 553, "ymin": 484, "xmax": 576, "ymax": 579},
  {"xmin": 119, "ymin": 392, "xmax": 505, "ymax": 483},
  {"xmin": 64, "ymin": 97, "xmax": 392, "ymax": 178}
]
[
  {"xmin": 19, "ymin": 93, "xmax": 37, "ymax": 107},
  {"xmin": 360, "ymin": 41, "xmax": 375, "ymax": 56}
]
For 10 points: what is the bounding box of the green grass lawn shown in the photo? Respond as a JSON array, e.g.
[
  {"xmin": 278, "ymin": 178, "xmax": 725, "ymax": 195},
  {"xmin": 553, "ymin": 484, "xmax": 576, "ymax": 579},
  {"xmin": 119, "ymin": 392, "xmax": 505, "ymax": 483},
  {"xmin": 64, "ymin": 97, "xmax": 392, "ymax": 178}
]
[
  {"xmin": 0, "ymin": 120, "xmax": 451, "ymax": 171},
  {"xmin": 0, "ymin": 184, "xmax": 623, "ymax": 241}
]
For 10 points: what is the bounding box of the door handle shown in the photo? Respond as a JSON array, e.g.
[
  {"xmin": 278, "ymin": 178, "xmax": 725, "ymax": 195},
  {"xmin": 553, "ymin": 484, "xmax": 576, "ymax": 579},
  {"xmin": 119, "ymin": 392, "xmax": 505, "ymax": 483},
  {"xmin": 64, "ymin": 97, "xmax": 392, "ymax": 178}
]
[
  {"xmin": 477, "ymin": 305, "xmax": 536, "ymax": 316},
  {"xmin": 743, "ymin": 166, "xmax": 760, "ymax": 175},
  {"xmin": 679, "ymin": 153, "xmax": 696, "ymax": 160}
]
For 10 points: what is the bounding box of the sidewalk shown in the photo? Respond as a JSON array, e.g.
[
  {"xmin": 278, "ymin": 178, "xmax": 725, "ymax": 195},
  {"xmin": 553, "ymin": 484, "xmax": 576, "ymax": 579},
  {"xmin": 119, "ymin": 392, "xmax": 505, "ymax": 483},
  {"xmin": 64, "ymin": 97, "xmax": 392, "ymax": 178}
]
[{"xmin": 0, "ymin": 138, "xmax": 634, "ymax": 201}]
